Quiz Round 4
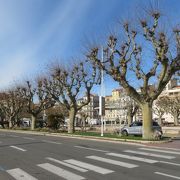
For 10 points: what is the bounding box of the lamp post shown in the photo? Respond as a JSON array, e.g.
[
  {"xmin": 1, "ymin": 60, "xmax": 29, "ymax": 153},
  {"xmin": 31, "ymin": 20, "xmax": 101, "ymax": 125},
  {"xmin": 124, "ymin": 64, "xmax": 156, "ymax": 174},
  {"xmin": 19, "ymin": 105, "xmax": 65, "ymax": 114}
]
[{"xmin": 99, "ymin": 47, "xmax": 105, "ymax": 136}]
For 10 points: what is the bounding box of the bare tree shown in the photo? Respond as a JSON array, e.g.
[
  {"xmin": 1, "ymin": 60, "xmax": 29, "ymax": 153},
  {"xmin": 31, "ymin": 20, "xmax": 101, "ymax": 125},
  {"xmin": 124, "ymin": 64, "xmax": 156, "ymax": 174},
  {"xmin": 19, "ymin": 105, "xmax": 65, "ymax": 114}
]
[
  {"xmin": 77, "ymin": 111, "xmax": 89, "ymax": 132},
  {"xmin": 46, "ymin": 104, "xmax": 69, "ymax": 118},
  {"xmin": 0, "ymin": 89, "xmax": 25, "ymax": 128},
  {"xmin": 126, "ymin": 101, "xmax": 139, "ymax": 126},
  {"xmin": 87, "ymin": 10, "xmax": 180, "ymax": 139},
  {"xmin": 158, "ymin": 96, "xmax": 180, "ymax": 126},
  {"xmin": 118, "ymin": 90, "xmax": 139, "ymax": 126},
  {"xmin": 45, "ymin": 104, "xmax": 69, "ymax": 129},
  {"xmin": 0, "ymin": 107, "xmax": 6, "ymax": 128},
  {"xmin": 153, "ymin": 98, "xmax": 166, "ymax": 126},
  {"xmin": 17, "ymin": 79, "xmax": 55, "ymax": 130},
  {"xmin": 44, "ymin": 62, "xmax": 100, "ymax": 133}
]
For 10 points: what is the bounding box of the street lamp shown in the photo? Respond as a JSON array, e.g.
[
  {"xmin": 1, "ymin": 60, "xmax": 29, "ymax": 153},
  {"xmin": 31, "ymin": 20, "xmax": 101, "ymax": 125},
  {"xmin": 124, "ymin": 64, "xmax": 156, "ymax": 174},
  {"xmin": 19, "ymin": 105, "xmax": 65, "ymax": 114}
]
[{"xmin": 99, "ymin": 47, "xmax": 105, "ymax": 136}]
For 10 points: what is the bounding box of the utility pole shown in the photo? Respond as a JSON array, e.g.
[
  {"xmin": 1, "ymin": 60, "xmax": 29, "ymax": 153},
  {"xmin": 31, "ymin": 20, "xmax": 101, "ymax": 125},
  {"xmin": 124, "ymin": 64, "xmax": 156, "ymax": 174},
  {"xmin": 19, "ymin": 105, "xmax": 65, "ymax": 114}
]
[{"xmin": 99, "ymin": 47, "xmax": 105, "ymax": 136}]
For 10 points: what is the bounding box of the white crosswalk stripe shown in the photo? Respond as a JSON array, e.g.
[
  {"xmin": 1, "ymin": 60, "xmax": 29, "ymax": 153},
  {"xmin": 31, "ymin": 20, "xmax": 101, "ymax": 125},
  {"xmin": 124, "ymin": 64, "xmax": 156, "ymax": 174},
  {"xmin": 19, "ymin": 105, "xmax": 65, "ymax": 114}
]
[
  {"xmin": 74, "ymin": 145, "xmax": 109, "ymax": 153},
  {"xmin": 46, "ymin": 157, "xmax": 88, "ymax": 172},
  {"xmin": 155, "ymin": 172, "xmax": 180, "ymax": 179},
  {"xmin": 124, "ymin": 150, "xmax": 175, "ymax": 159},
  {"xmin": 37, "ymin": 163, "xmax": 85, "ymax": 180},
  {"xmin": 147, "ymin": 146, "xmax": 180, "ymax": 151},
  {"xmin": 160, "ymin": 161, "xmax": 180, "ymax": 166},
  {"xmin": 7, "ymin": 168, "xmax": 38, "ymax": 180},
  {"xmin": 86, "ymin": 155, "xmax": 138, "ymax": 168},
  {"xmin": 107, "ymin": 152, "xmax": 158, "ymax": 163},
  {"xmin": 64, "ymin": 159, "xmax": 114, "ymax": 174},
  {"xmin": 139, "ymin": 148, "xmax": 180, "ymax": 155}
]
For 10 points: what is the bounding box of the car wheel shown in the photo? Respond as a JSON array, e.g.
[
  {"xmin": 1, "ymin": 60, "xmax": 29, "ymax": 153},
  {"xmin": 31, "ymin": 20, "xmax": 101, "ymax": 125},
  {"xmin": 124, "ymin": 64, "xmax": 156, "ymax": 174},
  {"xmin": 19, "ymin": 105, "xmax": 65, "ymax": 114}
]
[{"xmin": 122, "ymin": 130, "xmax": 128, "ymax": 136}]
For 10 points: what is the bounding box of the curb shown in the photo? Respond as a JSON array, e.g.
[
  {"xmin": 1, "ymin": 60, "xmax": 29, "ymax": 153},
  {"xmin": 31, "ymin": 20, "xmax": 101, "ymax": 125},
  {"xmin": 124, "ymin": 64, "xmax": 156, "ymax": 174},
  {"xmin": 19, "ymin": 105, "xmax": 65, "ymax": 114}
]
[{"xmin": 0, "ymin": 129, "xmax": 172, "ymax": 145}]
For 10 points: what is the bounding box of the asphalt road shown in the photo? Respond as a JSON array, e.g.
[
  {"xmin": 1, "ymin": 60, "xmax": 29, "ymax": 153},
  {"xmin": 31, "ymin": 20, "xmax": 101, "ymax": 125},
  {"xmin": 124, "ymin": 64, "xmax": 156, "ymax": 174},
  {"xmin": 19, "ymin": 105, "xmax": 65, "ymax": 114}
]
[{"xmin": 0, "ymin": 131, "xmax": 180, "ymax": 180}]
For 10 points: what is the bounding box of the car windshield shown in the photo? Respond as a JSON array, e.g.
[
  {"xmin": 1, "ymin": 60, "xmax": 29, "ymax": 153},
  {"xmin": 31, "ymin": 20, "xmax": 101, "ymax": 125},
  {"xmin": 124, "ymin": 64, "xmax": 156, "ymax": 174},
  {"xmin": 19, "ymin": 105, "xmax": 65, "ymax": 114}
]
[
  {"xmin": 130, "ymin": 121, "xmax": 142, "ymax": 126},
  {"xmin": 130, "ymin": 121, "xmax": 159, "ymax": 127}
]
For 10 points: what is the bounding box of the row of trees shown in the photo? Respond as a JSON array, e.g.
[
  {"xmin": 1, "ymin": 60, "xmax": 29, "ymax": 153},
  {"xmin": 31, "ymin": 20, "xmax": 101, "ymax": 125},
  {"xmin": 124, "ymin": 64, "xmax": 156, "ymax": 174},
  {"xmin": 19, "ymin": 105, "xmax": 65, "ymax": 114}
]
[
  {"xmin": 0, "ymin": 62, "xmax": 100, "ymax": 133},
  {"xmin": 154, "ymin": 96, "xmax": 180, "ymax": 126},
  {"xmin": 0, "ymin": 7, "xmax": 179, "ymax": 139}
]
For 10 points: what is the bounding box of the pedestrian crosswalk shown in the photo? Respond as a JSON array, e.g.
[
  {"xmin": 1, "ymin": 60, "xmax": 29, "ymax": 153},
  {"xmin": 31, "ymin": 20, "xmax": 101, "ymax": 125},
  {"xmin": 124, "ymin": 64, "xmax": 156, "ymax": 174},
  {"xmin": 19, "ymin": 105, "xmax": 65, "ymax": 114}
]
[
  {"xmin": 86, "ymin": 155, "xmax": 138, "ymax": 168},
  {"xmin": 106, "ymin": 152, "xmax": 158, "ymax": 163},
  {"xmin": 139, "ymin": 147, "xmax": 180, "ymax": 155},
  {"xmin": 124, "ymin": 150, "xmax": 175, "ymax": 159},
  {"xmin": 6, "ymin": 168, "xmax": 38, "ymax": 180},
  {"xmin": 46, "ymin": 157, "xmax": 88, "ymax": 172},
  {"xmin": 64, "ymin": 159, "xmax": 114, "ymax": 174},
  {"xmin": 38, "ymin": 163, "xmax": 85, "ymax": 180},
  {"xmin": 5, "ymin": 146, "xmax": 180, "ymax": 180}
]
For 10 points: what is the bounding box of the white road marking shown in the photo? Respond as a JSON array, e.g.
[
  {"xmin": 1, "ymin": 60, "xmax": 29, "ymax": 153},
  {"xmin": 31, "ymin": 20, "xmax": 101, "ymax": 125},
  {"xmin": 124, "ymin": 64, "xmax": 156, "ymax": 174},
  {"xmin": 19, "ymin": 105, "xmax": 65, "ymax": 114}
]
[
  {"xmin": 37, "ymin": 163, "xmax": 85, "ymax": 180},
  {"xmin": 10, "ymin": 146, "xmax": 27, "ymax": 152},
  {"xmin": 139, "ymin": 148, "xmax": 180, "ymax": 155},
  {"xmin": 23, "ymin": 137, "xmax": 35, "ymax": 140},
  {"xmin": 147, "ymin": 146, "xmax": 180, "ymax": 152},
  {"xmin": 42, "ymin": 140, "xmax": 62, "ymax": 145},
  {"xmin": 7, "ymin": 168, "xmax": 38, "ymax": 180},
  {"xmin": 86, "ymin": 155, "xmax": 138, "ymax": 168},
  {"xmin": 64, "ymin": 159, "xmax": 114, "ymax": 174},
  {"xmin": 107, "ymin": 152, "xmax": 158, "ymax": 163},
  {"xmin": 9, "ymin": 135, "xmax": 19, "ymax": 137},
  {"xmin": 74, "ymin": 146, "xmax": 109, "ymax": 153},
  {"xmin": 124, "ymin": 150, "xmax": 175, "ymax": 159},
  {"xmin": 46, "ymin": 157, "xmax": 88, "ymax": 172},
  {"xmin": 160, "ymin": 161, "xmax": 180, "ymax": 166},
  {"xmin": 155, "ymin": 172, "xmax": 180, "ymax": 179}
]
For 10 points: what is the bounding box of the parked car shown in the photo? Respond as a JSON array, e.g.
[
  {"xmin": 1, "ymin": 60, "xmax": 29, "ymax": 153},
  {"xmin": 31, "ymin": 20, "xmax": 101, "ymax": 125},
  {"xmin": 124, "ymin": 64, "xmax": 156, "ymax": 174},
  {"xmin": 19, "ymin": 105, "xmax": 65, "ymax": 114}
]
[{"xmin": 119, "ymin": 121, "xmax": 162, "ymax": 138}]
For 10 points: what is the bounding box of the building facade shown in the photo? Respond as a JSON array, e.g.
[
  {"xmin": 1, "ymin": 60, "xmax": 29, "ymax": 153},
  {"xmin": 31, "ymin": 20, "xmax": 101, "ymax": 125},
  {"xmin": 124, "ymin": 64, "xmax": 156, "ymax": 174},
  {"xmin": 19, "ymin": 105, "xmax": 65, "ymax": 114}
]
[{"xmin": 77, "ymin": 94, "xmax": 99, "ymax": 124}]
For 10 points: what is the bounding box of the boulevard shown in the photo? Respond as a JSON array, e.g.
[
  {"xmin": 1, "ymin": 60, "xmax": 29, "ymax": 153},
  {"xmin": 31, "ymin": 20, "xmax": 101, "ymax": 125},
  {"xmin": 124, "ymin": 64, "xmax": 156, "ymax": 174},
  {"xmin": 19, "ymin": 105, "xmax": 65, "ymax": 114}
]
[{"xmin": 0, "ymin": 131, "xmax": 180, "ymax": 180}]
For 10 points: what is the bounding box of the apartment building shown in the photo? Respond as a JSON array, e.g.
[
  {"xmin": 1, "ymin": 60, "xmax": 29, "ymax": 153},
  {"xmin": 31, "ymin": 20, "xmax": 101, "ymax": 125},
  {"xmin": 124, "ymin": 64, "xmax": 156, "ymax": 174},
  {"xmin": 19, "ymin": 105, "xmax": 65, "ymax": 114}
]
[
  {"xmin": 77, "ymin": 94, "xmax": 99, "ymax": 124},
  {"xmin": 104, "ymin": 89, "xmax": 131, "ymax": 123}
]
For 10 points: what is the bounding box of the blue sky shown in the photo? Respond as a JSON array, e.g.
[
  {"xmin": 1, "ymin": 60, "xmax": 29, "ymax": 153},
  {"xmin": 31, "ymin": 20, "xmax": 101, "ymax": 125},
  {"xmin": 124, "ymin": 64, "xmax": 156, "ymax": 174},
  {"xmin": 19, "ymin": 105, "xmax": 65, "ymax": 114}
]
[{"xmin": 0, "ymin": 0, "xmax": 179, "ymax": 95}]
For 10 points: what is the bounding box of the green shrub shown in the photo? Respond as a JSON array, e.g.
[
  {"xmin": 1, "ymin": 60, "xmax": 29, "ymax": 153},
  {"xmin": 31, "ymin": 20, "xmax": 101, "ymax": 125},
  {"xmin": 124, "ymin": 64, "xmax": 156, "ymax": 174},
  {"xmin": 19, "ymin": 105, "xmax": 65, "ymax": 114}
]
[{"xmin": 47, "ymin": 114, "xmax": 64, "ymax": 130}]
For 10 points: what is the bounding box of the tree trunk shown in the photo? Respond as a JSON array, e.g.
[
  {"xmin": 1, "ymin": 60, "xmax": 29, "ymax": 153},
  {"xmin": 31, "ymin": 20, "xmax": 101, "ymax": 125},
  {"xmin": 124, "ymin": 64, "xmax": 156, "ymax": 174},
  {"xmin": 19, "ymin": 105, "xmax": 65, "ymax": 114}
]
[
  {"xmin": 31, "ymin": 115, "xmax": 36, "ymax": 130},
  {"xmin": 82, "ymin": 117, "xmax": 86, "ymax": 132},
  {"xmin": 173, "ymin": 113, "xmax": 179, "ymax": 126},
  {"xmin": 127, "ymin": 114, "xmax": 133, "ymax": 126},
  {"xmin": 68, "ymin": 108, "xmax": 76, "ymax": 133},
  {"xmin": 141, "ymin": 102, "xmax": 154, "ymax": 139},
  {"xmin": 83, "ymin": 119, "xmax": 86, "ymax": 132},
  {"xmin": 9, "ymin": 118, "xmax": 12, "ymax": 129},
  {"xmin": 158, "ymin": 117, "xmax": 162, "ymax": 126}
]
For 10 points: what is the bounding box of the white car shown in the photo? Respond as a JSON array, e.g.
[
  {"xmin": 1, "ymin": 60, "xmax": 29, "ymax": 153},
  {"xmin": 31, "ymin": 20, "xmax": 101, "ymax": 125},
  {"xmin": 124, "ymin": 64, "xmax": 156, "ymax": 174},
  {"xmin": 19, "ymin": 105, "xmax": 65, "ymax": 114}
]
[{"xmin": 120, "ymin": 121, "xmax": 162, "ymax": 138}]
